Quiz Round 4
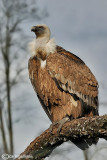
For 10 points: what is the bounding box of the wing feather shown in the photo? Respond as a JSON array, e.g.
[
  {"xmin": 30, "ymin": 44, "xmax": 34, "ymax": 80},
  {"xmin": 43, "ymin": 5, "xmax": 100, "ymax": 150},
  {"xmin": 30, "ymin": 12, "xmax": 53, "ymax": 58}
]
[
  {"xmin": 28, "ymin": 57, "xmax": 52, "ymax": 121},
  {"xmin": 46, "ymin": 46, "xmax": 98, "ymax": 107}
]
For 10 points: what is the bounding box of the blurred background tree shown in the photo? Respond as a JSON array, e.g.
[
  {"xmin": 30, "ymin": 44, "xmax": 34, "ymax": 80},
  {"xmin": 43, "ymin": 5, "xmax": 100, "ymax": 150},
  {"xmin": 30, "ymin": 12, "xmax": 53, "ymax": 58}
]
[{"xmin": 0, "ymin": 0, "xmax": 48, "ymax": 154}]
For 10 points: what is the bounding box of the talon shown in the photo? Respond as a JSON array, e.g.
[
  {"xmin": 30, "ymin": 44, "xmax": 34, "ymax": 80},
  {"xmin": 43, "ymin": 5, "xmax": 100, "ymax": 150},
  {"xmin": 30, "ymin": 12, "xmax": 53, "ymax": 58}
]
[
  {"xmin": 57, "ymin": 123, "xmax": 63, "ymax": 133},
  {"xmin": 49, "ymin": 117, "xmax": 70, "ymax": 134},
  {"xmin": 57, "ymin": 117, "xmax": 70, "ymax": 134},
  {"xmin": 49, "ymin": 121, "xmax": 58, "ymax": 133}
]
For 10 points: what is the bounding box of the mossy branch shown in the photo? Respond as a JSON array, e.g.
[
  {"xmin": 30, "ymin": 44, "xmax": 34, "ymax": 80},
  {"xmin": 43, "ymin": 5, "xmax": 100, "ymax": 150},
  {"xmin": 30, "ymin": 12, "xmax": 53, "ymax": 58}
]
[{"xmin": 16, "ymin": 115, "xmax": 107, "ymax": 160}]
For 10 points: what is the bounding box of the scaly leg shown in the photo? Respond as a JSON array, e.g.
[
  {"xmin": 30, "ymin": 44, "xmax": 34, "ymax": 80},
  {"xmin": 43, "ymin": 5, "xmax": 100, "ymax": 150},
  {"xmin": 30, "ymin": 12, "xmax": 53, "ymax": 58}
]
[{"xmin": 49, "ymin": 117, "xmax": 70, "ymax": 133}]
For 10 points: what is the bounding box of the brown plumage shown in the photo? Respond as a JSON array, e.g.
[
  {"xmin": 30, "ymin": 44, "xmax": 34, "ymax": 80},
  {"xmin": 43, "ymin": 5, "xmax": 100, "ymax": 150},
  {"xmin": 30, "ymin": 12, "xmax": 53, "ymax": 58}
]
[{"xmin": 28, "ymin": 24, "xmax": 99, "ymax": 150}]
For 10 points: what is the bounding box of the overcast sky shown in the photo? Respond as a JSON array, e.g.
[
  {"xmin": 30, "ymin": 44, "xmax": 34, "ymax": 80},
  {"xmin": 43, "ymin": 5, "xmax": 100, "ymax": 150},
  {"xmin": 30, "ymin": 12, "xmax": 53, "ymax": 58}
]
[
  {"xmin": 28, "ymin": 0, "xmax": 107, "ymax": 112},
  {"xmin": 13, "ymin": 1, "xmax": 107, "ymax": 159},
  {"xmin": 29, "ymin": 0, "xmax": 107, "ymax": 83}
]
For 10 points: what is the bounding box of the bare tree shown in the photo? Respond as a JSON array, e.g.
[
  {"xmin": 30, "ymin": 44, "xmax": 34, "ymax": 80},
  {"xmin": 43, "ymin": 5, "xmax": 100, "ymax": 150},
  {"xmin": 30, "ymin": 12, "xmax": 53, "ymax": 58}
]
[{"xmin": 0, "ymin": 0, "xmax": 48, "ymax": 154}]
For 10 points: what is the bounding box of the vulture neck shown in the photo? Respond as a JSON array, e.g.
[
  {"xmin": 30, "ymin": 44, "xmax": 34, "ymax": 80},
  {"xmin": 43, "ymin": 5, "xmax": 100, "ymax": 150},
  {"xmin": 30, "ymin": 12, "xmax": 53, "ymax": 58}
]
[
  {"xmin": 35, "ymin": 34, "xmax": 56, "ymax": 61},
  {"xmin": 36, "ymin": 36, "xmax": 50, "ymax": 48},
  {"xmin": 35, "ymin": 36, "xmax": 50, "ymax": 61}
]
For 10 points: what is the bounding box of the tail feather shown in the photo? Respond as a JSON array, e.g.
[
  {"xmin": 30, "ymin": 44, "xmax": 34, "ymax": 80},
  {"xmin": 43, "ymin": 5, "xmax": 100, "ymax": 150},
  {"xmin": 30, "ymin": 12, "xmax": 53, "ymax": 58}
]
[
  {"xmin": 71, "ymin": 137, "xmax": 99, "ymax": 150},
  {"xmin": 71, "ymin": 138, "xmax": 89, "ymax": 150}
]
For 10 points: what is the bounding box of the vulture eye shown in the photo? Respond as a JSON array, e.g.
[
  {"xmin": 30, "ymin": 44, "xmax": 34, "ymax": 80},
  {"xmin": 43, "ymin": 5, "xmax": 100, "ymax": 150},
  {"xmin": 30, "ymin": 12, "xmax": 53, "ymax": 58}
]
[{"xmin": 38, "ymin": 26, "xmax": 45, "ymax": 30}]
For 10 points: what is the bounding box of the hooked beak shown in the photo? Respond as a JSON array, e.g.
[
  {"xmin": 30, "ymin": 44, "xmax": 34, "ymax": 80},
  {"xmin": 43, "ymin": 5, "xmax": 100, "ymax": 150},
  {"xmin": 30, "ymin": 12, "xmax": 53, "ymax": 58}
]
[{"xmin": 31, "ymin": 26, "xmax": 38, "ymax": 32}]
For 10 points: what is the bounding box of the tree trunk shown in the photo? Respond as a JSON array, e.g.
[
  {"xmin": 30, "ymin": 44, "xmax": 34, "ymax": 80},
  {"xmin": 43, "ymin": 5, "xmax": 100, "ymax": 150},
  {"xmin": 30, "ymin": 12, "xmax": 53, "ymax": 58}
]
[
  {"xmin": 4, "ymin": 19, "xmax": 14, "ymax": 154},
  {"xmin": 0, "ymin": 101, "xmax": 8, "ymax": 153},
  {"xmin": 6, "ymin": 66, "xmax": 14, "ymax": 154}
]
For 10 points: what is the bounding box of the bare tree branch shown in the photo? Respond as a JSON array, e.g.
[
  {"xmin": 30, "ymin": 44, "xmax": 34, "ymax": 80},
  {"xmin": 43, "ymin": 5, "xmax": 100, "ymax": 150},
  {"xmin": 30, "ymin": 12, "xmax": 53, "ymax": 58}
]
[
  {"xmin": 16, "ymin": 115, "xmax": 107, "ymax": 160},
  {"xmin": 0, "ymin": 0, "xmax": 48, "ymax": 154}
]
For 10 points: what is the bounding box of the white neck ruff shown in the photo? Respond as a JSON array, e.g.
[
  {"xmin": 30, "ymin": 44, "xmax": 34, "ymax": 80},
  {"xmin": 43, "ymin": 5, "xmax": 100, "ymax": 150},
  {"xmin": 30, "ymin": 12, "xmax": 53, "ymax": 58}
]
[{"xmin": 28, "ymin": 37, "xmax": 56, "ymax": 58}]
